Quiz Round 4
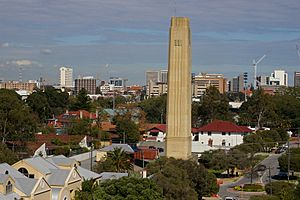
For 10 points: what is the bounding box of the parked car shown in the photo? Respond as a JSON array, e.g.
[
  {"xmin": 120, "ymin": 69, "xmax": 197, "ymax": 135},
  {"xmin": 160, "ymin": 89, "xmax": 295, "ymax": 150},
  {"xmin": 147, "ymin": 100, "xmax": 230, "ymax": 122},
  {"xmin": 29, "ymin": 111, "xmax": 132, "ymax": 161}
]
[
  {"xmin": 224, "ymin": 197, "xmax": 238, "ymax": 200},
  {"xmin": 275, "ymin": 147, "xmax": 286, "ymax": 154}
]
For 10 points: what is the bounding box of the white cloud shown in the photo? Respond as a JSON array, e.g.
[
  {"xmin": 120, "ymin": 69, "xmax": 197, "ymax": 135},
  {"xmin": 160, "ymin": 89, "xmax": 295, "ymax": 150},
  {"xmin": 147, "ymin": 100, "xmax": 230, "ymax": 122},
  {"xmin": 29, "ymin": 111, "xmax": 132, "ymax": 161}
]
[
  {"xmin": 11, "ymin": 59, "xmax": 33, "ymax": 66},
  {"xmin": 40, "ymin": 48, "xmax": 52, "ymax": 55}
]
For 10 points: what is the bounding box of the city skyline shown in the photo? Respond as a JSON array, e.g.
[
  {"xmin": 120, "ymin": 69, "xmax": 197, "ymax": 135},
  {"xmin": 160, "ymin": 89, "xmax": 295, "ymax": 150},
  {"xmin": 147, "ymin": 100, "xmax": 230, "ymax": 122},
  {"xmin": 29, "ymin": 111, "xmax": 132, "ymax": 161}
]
[{"xmin": 0, "ymin": 0, "xmax": 300, "ymax": 85}]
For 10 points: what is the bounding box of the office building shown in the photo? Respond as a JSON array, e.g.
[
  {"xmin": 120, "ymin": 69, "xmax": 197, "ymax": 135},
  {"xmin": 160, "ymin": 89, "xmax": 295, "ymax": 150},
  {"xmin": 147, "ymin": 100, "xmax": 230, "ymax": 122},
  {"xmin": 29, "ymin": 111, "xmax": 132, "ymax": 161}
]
[
  {"xmin": 59, "ymin": 66, "xmax": 73, "ymax": 88},
  {"xmin": 74, "ymin": 76, "xmax": 96, "ymax": 94},
  {"xmin": 271, "ymin": 69, "xmax": 288, "ymax": 86},
  {"xmin": 294, "ymin": 72, "xmax": 300, "ymax": 87},
  {"xmin": 159, "ymin": 70, "xmax": 168, "ymax": 83},
  {"xmin": 145, "ymin": 71, "xmax": 159, "ymax": 85},
  {"xmin": 193, "ymin": 73, "xmax": 226, "ymax": 96},
  {"xmin": 166, "ymin": 17, "xmax": 192, "ymax": 159},
  {"xmin": 0, "ymin": 80, "xmax": 38, "ymax": 92}
]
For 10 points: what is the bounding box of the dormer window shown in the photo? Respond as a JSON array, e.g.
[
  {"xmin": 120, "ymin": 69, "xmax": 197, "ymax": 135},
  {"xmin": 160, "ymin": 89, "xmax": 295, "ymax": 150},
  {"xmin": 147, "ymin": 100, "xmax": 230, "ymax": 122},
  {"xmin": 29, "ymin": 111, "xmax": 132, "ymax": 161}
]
[{"xmin": 6, "ymin": 181, "xmax": 12, "ymax": 194}]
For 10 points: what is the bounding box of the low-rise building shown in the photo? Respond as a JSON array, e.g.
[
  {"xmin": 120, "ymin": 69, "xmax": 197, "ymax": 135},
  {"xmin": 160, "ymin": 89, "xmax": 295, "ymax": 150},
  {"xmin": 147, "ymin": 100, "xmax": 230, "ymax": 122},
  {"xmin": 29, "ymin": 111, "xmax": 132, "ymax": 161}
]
[{"xmin": 192, "ymin": 120, "xmax": 252, "ymax": 155}]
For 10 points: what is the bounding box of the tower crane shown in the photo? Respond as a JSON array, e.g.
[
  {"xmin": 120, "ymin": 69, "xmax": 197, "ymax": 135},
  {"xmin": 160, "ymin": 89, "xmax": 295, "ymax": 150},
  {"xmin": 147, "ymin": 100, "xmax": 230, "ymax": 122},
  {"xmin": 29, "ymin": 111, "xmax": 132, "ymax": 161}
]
[
  {"xmin": 252, "ymin": 54, "xmax": 266, "ymax": 90},
  {"xmin": 296, "ymin": 45, "xmax": 300, "ymax": 60}
]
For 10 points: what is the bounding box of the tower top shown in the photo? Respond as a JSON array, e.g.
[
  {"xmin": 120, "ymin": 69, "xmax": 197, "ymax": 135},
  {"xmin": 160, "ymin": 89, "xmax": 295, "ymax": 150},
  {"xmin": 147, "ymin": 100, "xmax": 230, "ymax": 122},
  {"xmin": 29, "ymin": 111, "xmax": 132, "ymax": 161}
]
[{"xmin": 171, "ymin": 17, "xmax": 190, "ymax": 27}]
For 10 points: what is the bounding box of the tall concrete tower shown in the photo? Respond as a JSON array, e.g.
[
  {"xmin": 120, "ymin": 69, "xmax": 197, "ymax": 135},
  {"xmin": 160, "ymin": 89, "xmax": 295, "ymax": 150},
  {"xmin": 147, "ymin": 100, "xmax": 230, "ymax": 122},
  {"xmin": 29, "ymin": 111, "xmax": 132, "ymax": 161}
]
[{"xmin": 165, "ymin": 17, "xmax": 192, "ymax": 159}]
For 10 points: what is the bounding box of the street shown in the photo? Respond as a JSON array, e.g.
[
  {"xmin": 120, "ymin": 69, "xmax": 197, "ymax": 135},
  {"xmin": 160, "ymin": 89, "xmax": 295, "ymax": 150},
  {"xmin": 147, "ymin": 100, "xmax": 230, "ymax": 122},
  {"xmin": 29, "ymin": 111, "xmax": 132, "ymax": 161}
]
[{"xmin": 218, "ymin": 154, "xmax": 281, "ymax": 199}]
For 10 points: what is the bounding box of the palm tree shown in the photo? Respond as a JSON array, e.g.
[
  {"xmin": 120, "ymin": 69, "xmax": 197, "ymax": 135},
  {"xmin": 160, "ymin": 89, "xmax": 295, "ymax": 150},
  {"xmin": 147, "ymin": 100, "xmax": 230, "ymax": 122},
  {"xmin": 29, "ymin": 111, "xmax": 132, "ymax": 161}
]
[{"xmin": 108, "ymin": 148, "xmax": 133, "ymax": 172}]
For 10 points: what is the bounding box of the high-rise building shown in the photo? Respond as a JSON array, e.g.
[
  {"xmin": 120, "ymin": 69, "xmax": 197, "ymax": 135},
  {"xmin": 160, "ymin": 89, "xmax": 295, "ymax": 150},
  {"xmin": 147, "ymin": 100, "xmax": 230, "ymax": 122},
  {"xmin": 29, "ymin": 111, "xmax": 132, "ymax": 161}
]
[
  {"xmin": 294, "ymin": 72, "xmax": 300, "ymax": 87},
  {"xmin": 74, "ymin": 76, "xmax": 96, "ymax": 94},
  {"xmin": 230, "ymin": 74, "xmax": 245, "ymax": 93},
  {"xmin": 159, "ymin": 70, "xmax": 168, "ymax": 83},
  {"xmin": 271, "ymin": 69, "xmax": 288, "ymax": 86},
  {"xmin": 59, "ymin": 67, "xmax": 73, "ymax": 88},
  {"xmin": 166, "ymin": 17, "xmax": 192, "ymax": 159},
  {"xmin": 145, "ymin": 71, "xmax": 159, "ymax": 85},
  {"xmin": 193, "ymin": 73, "xmax": 227, "ymax": 96}
]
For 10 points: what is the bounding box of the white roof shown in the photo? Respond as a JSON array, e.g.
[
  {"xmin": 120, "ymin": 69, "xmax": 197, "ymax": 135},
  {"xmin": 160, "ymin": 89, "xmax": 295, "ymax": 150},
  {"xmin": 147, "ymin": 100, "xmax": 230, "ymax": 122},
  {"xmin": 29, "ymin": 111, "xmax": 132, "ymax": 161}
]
[{"xmin": 100, "ymin": 144, "xmax": 134, "ymax": 154}]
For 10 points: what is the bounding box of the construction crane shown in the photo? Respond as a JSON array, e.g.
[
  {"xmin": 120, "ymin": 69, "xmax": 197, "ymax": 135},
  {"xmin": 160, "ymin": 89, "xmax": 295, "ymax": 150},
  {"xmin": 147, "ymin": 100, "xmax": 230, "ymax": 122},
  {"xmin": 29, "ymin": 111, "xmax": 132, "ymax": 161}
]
[
  {"xmin": 252, "ymin": 54, "xmax": 266, "ymax": 90},
  {"xmin": 296, "ymin": 45, "xmax": 300, "ymax": 60}
]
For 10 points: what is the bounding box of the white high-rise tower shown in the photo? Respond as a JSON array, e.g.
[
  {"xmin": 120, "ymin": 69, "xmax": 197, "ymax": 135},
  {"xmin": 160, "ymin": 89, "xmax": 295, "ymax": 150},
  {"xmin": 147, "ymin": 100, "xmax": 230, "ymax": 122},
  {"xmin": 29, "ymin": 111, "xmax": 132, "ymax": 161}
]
[{"xmin": 59, "ymin": 66, "xmax": 73, "ymax": 88}]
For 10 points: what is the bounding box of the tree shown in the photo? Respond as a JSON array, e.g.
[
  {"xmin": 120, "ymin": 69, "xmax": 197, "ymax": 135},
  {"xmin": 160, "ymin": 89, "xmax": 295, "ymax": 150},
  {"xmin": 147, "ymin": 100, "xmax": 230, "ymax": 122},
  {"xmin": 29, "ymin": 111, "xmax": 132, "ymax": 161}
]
[
  {"xmin": 69, "ymin": 89, "xmax": 92, "ymax": 111},
  {"xmin": 250, "ymin": 196, "xmax": 280, "ymax": 200},
  {"xmin": 114, "ymin": 111, "xmax": 141, "ymax": 143},
  {"xmin": 94, "ymin": 148, "xmax": 132, "ymax": 173},
  {"xmin": 26, "ymin": 92, "xmax": 51, "ymax": 122},
  {"xmin": 75, "ymin": 177, "xmax": 164, "ymax": 200},
  {"xmin": 43, "ymin": 86, "xmax": 69, "ymax": 115},
  {"xmin": 239, "ymin": 89, "xmax": 278, "ymax": 128},
  {"xmin": 278, "ymin": 148, "xmax": 300, "ymax": 172},
  {"xmin": 197, "ymin": 86, "xmax": 232, "ymax": 125},
  {"xmin": 0, "ymin": 143, "xmax": 19, "ymax": 164},
  {"xmin": 0, "ymin": 89, "xmax": 38, "ymax": 143},
  {"xmin": 147, "ymin": 157, "xmax": 219, "ymax": 199},
  {"xmin": 138, "ymin": 94, "xmax": 167, "ymax": 124}
]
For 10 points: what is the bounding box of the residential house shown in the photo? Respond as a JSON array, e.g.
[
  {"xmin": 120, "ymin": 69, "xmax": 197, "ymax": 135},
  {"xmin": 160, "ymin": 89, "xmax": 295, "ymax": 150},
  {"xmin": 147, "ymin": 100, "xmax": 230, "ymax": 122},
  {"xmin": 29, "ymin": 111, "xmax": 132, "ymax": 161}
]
[
  {"xmin": 192, "ymin": 120, "xmax": 252, "ymax": 155},
  {"xmin": 0, "ymin": 163, "xmax": 51, "ymax": 200},
  {"xmin": 12, "ymin": 156, "xmax": 82, "ymax": 200}
]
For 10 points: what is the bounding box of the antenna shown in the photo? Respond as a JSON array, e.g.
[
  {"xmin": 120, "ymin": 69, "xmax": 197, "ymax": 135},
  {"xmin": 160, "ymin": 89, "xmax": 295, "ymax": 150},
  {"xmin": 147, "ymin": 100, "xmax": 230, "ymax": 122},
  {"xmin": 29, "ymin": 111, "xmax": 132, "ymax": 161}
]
[
  {"xmin": 174, "ymin": 0, "xmax": 177, "ymax": 16},
  {"xmin": 18, "ymin": 67, "xmax": 23, "ymax": 82}
]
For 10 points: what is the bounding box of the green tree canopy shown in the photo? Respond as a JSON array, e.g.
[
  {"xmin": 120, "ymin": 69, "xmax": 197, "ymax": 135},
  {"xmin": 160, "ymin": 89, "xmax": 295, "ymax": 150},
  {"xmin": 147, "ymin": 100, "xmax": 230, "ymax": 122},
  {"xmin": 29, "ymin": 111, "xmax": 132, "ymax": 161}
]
[
  {"xmin": 147, "ymin": 157, "xmax": 219, "ymax": 199},
  {"xmin": 94, "ymin": 148, "xmax": 133, "ymax": 173},
  {"xmin": 138, "ymin": 94, "xmax": 167, "ymax": 124},
  {"xmin": 0, "ymin": 89, "xmax": 38, "ymax": 143},
  {"xmin": 26, "ymin": 92, "xmax": 51, "ymax": 122},
  {"xmin": 0, "ymin": 143, "xmax": 18, "ymax": 165},
  {"xmin": 69, "ymin": 89, "xmax": 92, "ymax": 111},
  {"xmin": 75, "ymin": 177, "xmax": 164, "ymax": 200},
  {"xmin": 196, "ymin": 86, "xmax": 232, "ymax": 125}
]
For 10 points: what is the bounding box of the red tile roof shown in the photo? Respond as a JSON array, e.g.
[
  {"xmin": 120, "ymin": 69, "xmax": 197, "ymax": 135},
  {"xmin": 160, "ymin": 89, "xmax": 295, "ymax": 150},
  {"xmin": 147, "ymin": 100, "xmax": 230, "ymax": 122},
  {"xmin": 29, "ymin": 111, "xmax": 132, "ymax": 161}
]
[
  {"xmin": 197, "ymin": 120, "xmax": 252, "ymax": 133},
  {"xmin": 147, "ymin": 124, "xmax": 166, "ymax": 132}
]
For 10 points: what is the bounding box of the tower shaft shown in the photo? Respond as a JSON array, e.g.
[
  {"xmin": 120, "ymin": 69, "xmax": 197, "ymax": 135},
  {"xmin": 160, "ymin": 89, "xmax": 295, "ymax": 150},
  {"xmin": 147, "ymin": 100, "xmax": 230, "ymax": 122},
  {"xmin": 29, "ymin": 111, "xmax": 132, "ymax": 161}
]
[{"xmin": 166, "ymin": 17, "xmax": 192, "ymax": 159}]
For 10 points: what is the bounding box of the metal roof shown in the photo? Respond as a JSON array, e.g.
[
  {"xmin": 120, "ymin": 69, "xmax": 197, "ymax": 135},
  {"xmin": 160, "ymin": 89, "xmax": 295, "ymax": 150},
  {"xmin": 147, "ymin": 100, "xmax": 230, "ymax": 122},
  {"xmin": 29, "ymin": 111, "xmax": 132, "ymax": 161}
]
[
  {"xmin": 100, "ymin": 144, "xmax": 134, "ymax": 154},
  {"xmin": 99, "ymin": 172, "xmax": 128, "ymax": 181}
]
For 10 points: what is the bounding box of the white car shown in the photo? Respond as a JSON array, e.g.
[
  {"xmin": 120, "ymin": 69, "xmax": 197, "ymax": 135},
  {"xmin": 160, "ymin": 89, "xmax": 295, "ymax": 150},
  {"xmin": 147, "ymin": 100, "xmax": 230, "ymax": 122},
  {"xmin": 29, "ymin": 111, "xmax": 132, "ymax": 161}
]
[{"xmin": 224, "ymin": 197, "xmax": 238, "ymax": 200}]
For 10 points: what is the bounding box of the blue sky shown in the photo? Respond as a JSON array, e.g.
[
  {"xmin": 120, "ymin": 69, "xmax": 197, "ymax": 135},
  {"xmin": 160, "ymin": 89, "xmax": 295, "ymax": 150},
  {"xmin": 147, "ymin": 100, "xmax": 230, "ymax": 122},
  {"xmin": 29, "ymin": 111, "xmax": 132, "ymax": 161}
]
[{"xmin": 0, "ymin": 0, "xmax": 300, "ymax": 85}]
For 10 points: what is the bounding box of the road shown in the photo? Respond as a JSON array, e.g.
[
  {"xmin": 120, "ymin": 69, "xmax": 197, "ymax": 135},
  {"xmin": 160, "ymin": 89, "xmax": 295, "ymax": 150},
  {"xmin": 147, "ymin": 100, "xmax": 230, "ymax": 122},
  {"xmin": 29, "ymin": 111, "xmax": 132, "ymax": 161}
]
[{"xmin": 218, "ymin": 153, "xmax": 281, "ymax": 200}]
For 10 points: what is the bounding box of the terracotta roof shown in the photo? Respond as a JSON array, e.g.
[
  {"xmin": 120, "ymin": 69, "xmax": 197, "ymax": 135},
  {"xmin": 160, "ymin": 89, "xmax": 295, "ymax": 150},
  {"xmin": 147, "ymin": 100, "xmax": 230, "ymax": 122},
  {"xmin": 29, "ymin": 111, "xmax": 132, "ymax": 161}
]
[
  {"xmin": 146, "ymin": 124, "xmax": 166, "ymax": 132},
  {"xmin": 197, "ymin": 120, "xmax": 252, "ymax": 133}
]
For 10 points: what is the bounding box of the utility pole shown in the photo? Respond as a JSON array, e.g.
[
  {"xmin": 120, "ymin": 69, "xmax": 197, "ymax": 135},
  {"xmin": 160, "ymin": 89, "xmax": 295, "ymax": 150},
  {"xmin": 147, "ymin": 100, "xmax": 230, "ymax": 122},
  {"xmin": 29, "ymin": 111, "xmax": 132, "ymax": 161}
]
[
  {"xmin": 287, "ymin": 139, "xmax": 290, "ymax": 182},
  {"xmin": 123, "ymin": 132, "xmax": 126, "ymax": 144},
  {"xmin": 90, "ymin": 143, "xmax": 94, "ymax": 171},
  {"xmin": 268, "ymin": 166, "xmax": 272, "ymax": 195}
]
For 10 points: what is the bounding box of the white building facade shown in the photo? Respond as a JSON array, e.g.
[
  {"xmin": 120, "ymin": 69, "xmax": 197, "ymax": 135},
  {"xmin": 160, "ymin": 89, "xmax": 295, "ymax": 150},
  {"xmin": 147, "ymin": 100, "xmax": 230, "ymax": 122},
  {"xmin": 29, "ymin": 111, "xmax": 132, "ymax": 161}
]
[
  {"xmin": 59, "ymin": 66, "xmax": 73, "ymax": 88},
  {"xmin": 192, "ymin": 120, "xmax": 252, "ymax": 155}
]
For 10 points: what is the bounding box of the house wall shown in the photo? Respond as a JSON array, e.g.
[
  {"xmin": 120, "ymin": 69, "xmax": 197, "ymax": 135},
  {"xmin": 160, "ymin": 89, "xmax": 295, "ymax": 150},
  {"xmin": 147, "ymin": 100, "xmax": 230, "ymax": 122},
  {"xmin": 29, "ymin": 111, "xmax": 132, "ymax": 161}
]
[
  {"xmin": 192, "ymin": 131, "xmax": 244, "ymax": 154},
  {"xmin": 146, "ymin": 131, "xmax": 165, "ymax": 142},
  {"xmin": 13, "ymin": 161, "xmax": 45, "ymax": 179}
]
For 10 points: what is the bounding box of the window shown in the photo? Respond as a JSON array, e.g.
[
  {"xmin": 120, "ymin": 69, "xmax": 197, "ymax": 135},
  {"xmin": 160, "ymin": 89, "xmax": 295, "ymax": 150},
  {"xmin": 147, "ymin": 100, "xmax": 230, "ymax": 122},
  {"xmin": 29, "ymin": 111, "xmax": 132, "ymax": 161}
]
[
  {"xmin": 18, "ymin": 168, "xmax": 29, "ymax": 177},
  {"xmin": 6, "ymin": 181, "xmax": 12, "ymax": 194},
  {"xmin": 208, "ymin": 132, "xmax": 212, "ymax": 136},
  {"xmin": 228, "ymin": 132, "xmax": 231, "ymax": 136},
  {"xmin": 208, "ymin": 139, "xmax": 213, "ymax": 147},
  {"xmin": 222, "ymin": 132, "xmax": 226, "ymax": 135},
  {"xmin": 193, "ymin": 134, "xmax": 199, "ymax": 141},
  {"xmin": 174, "ymin": 40, "xmax": 182, "ymax": 46},
  {"xmin": 222, "ymin": 139, "xmax": 226, "ymax": 146},
  {"xmin": 29, "ymin": 174, "xmax": 35, "ymax": 179},
  {"xmin": 201, "ymin": 131, "xmax": 204, "ymax": 135}
]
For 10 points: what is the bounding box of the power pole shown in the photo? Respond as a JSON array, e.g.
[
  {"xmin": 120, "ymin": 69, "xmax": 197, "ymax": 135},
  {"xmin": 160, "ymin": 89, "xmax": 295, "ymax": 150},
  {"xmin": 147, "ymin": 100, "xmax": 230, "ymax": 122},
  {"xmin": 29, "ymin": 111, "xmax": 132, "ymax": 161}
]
[
  {"xmin": 268, "ymin": 166, "xmax": 272, "ymax": 195},
  {"xmin": 287, "ymin": 140, "xmax": 290, "ymax": 182},
  {"xmin": 90, "ymin": 143, "xmax": 94, "ymax": 171}
]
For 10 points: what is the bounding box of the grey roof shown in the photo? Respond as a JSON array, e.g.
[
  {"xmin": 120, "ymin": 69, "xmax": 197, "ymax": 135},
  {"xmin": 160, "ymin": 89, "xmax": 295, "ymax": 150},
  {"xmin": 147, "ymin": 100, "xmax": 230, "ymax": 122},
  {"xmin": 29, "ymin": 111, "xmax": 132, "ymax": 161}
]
[
  {"xmin": 46, "ymin": 169, "xmax": 70, "ymax": 186},
  {"xmin": 47, "ymin": 155, "xmax": 76, "ymax": 167},
  {"xmin": 0, "ymin": 163, "xmax": 25, "ymax": 178},
  {"xmin": 24, "ymin": 156, "xmax": 58, "ymax": 175},
  {"xmin": 0, "ymin": 163, "xmax": 37, "ymax": 196},
  {"xmin": 0, "ymin": 192, "xmax": 20, "ymax": 200},
  {"xmin": 100, "ymin": 144, "xmax": 134, "ymax": 154},
  {"xmin": 103, "ymin": 109, "xmax": 115, "ymax": 116},
  {"xmin": 77, "ymin": 166, "xmax": 100, "ymax": 180},
  {"xmin": 14, "ymin": 177, "xmax": 37, "ymax": 196},
  {"xmin": 0, "ymin": 174, "xmax": 9, "ymax": 184},
  {"xmin": 99, "ymin": 172, "xmax": 128, "ymax": 181}
]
